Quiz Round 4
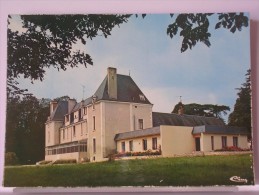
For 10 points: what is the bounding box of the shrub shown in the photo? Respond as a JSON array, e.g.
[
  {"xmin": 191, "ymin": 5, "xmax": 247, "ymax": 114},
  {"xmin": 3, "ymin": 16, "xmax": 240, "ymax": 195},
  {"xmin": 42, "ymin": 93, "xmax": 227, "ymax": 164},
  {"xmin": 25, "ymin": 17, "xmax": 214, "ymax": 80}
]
[
  {"xmin": 113, "ymin": 150, "xmax": 161, "ymax": 158},
  {"xmin": 52, "ymin": 159, "xmax": 77, "ymax": 164},
  {"xmin": 81, "ymin": 157, "xmax": 90, "ymax": 163},
  {"xmin": 215, "ymin": 146, "xmax": 249, "ymax": 152},
  {"xmin": 107, "ymin": 154, "xmax": 115, "ymax": 162},
  {"xmin": 5, "ymin": 152, "xmax": 19, "ymax": 166},
  {"xmin": 37, "ymin": 160, "xmax": 52, "ymax": 165}
]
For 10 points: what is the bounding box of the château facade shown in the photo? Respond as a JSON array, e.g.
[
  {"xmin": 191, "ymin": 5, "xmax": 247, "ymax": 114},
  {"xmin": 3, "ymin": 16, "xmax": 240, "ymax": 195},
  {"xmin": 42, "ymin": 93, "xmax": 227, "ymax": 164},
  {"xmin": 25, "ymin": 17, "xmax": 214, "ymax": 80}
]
[{"xmin": 45, "ymin": 67, "xmax": 249, "ymax": 162}]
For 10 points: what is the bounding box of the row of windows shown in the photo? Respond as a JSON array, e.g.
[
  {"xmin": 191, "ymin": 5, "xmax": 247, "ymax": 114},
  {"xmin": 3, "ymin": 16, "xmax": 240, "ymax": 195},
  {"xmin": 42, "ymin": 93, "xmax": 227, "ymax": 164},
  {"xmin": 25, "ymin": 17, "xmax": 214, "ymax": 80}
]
[
  {"xmin": 47, "ymin": 138, "xmax": 97, "ymax": 156},
  {"xmin": 210, "ymin": 136, "xmax": 238, "ymax": 150},
  {"xmin": 61, "ymin": 116, "xmax": 96, "ymax": 141},
  {"xmin": 121, "ymin": 137, "xmax": 157, "ymax": 152},
  {"xmin": 46, "ymin": 144, "xmax": 87, "ymax": 155},
  {"xmin": 65, "ymin": 107, "xmax": 89, "ymax": 124}
]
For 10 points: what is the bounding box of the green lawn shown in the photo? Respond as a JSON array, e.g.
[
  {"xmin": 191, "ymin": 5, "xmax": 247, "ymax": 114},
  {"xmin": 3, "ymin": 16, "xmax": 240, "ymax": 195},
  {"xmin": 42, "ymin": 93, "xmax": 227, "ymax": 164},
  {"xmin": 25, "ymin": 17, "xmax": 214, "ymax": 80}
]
[{"xmin": 4, "ymin": 154, "xmax": 254, "ymax": 187}]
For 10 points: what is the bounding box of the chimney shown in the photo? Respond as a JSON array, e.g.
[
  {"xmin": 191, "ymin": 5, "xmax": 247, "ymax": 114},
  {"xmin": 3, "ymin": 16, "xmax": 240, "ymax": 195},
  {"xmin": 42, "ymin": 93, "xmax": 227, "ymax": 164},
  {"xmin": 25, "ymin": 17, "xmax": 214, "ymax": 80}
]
[
  {"xmin": 50, "ymin": 100, "xmax": 58, "ymax": 114},
  {"xmin": 107, "ymin": 67, "xmax": 117, "ymax": 99},
  {"xmin": 68, "ymin": 99, "xmax": 77, "ymax": 113}
]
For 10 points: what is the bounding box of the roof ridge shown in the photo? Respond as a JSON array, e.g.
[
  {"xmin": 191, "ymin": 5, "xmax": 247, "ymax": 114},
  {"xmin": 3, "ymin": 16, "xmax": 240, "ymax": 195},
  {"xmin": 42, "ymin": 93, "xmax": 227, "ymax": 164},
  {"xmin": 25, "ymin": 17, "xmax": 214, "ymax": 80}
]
[{"xmin": 153, "ymin": 111, "xmax": 220, "ymax": 119}]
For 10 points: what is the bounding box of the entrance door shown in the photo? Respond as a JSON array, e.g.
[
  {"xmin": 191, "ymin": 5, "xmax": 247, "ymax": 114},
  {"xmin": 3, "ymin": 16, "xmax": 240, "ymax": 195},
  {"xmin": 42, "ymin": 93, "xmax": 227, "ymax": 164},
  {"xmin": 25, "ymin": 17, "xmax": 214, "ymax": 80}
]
[{"xmin": 195, "ymin": 138, "xmax": 201, "ymax": 151}]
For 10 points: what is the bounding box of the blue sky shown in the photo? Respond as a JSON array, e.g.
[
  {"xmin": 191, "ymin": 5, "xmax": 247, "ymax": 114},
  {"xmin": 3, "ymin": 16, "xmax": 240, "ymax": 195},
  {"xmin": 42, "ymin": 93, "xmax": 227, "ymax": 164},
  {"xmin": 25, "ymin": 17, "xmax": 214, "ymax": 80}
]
[{"xmin": 14, "ymin": 14, "xmax": 250, "ymax": 120}]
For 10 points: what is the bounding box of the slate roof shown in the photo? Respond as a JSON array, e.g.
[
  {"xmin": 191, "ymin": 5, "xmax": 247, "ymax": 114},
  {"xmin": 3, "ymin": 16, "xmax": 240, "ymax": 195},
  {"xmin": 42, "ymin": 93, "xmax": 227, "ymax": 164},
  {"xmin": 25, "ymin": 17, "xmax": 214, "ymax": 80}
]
[
  {"xmin": 93, "ymin": 74, "xmax": 151, "ymax": 104},
  {"xmin": 114, "ymin": 126, "xmax": 160, "ymax": 141},
  {"xmin": 152, "ymin": 112, "xmax": 225, "ymax": 127},
  {"xmin": 192, "ymin": 125, "xmax": 248, "ymax": 135},
  {"xmin": 49, "ymin": 101, "xmax": 68, "ymax": 121},
  {"xmin": 49, "ymin": 73, "xmax": 152, "ymax": 119}
]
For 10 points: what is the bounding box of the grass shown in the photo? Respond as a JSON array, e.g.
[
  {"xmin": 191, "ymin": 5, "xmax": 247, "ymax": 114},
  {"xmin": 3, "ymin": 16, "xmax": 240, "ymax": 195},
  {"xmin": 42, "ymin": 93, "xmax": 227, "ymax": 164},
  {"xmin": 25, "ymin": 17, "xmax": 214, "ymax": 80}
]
[{"xmin": 4, "ymin": 154, "xmax": 254, "ymax": 187}]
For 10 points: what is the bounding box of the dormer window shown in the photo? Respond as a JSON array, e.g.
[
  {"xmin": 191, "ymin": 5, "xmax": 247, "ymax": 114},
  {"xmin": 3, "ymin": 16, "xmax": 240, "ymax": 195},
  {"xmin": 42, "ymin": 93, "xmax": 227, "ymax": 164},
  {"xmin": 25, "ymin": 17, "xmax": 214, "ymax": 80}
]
[
  {"xmin": 65, "ymin": 115, "xmax": 69, "ymax": 123},
  {"xmin": 83, "ymin": 107, "xmax": 87, "ymax": 115},
  {"xmin": 139, "ymin": 94, "xmax": 145, "ymax": 101},
  {"xmin": 79, "ymin": 109, "xmax": 82, "ymax": 119},
  {"xmin": 92, "ymin": 95, "xmax": 97, "ymax": 110},
  {"xmin": 70, "ymin": 113, "xmax": 74, "ymax": 124}
]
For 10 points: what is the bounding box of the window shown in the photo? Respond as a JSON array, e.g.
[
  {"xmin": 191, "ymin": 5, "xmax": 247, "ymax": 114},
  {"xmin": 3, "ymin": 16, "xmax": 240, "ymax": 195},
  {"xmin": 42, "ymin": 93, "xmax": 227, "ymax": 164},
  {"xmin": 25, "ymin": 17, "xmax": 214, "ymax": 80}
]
[
  {"xmin": 121, "ymin": 142, "xmax": 125, "ymax": 152},
  {"xmin": 129, "ymin": 140, "xmax": 133, "ymax": 152},
  {"xmin": 92, "ymin": 96, "xmax": 96, "ymax": 110},
  {"xmin": 83, "ymin": 107, "xmax": 87, "ymax": 115},
  {"xmin": 65, "ymin": 115, "xmax": 69, "ymax": 122},
  {"xmin": 139, "ymin": 119, "xmax": 143, "ymax": 129},
  {"xmin": 63, "ymin": 129, "xmax": 65, "ymax": 140},
  {"xmin": 143, "ymin": 139, "xmax": 147, "ymax": 150},
  {"xmin": 139, "ymin": 94, "xmax": 146, "ymax": 101},
  {"xmin": 73, "ymin": 126, "xmax": 76, "ymax": 137},
  {"xmin": 70, "ymin": 113, "xmax": 74, "ymax": 124},
  {"xmin": 211, "ymin": 136, "xmax": 214, "ymax": 150},
  {"xmin": 80, "ymin": 144, "xmax": 87, "ymax": 152},
  {"xmin": 152, "ymin": 137, "xmax": 157, "ymax": 150},
  {"xmin": 93, "ymin": 116, "xmax": 96, "ymax": 130},
  {"xmin": 233, "ymin": 137, "xmax": 238, "ymax": 147},
  {"xmin": 93, "ymin": 138, "xmax": 96, "ymax": 153},
  {"xmin": 79, "ymin": 109, "xmax": 82, "ymax": 120},
  {"xmin": 222, "ymin": 136, "xmax": 227, "ymax": 148}
]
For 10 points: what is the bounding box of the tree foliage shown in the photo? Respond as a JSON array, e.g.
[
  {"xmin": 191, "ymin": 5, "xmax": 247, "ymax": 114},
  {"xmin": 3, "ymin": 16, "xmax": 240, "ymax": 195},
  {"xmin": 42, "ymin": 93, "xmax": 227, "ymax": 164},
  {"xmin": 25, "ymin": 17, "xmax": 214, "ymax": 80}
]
[
  {"xmin": 5, "ymin": 95, "xmax": 51, "ymax": 164},
  {"xmin": 228, "ymin": 69, "xmax": 251, "ymax": 139},
  {"xmin": 167, "ymin": 13, "xmax": 248, "ymax": 52},
  {"xmin": 8, "ymin": 14, "xmax": 131, "ymax": 80},
  {"xmin": 7, "ymin": 13, "xmax": 248, "ymax": 86},
  {"xmin": 7, "ymin": 14, "xmax": 131, "ymax": 95},
  {"xmin": 172, "ymin": 102, "xmax": 230, "ymax": 122}
]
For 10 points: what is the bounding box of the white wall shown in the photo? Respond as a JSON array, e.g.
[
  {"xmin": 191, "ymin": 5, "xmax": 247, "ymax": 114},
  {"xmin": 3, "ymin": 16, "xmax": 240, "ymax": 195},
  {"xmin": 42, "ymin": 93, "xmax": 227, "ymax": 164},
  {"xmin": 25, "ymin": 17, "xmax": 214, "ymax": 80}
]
[
  {"xmin": 116, "ymin": 135, "xmax": 161, "ymax": 153},
  {"xmin": 160, "ymin": 126, "xmax": 195, "ymax": 157},
  {"xmin": 201, "ymin": 134, "xmax": 249, "ymax": 151}
]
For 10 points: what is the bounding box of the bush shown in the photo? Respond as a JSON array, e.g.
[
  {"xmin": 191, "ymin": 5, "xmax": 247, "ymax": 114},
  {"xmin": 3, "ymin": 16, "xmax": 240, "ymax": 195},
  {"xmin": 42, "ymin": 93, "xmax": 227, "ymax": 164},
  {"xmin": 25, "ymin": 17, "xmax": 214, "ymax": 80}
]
[
  {"xmin": 37, "ymin": 160, "xmax": 52, "ymax": 165},
  {"xmin": 81, "ymin": 157, "xmax": 90, "ymax": 163},
  {"xmin": 52, "ymin": 159, "xmax": 77, "ymax": 164},
  {"xmin": 113, "ymin": 150, "xmax": 161, "ymax": 158},
  {"xmin": 215, "ymin": 146, "xmax": 249, "ymax": 152},
  {"xmin": 5, "ymin": 152, "xmax": 19, "ymax": 166}
]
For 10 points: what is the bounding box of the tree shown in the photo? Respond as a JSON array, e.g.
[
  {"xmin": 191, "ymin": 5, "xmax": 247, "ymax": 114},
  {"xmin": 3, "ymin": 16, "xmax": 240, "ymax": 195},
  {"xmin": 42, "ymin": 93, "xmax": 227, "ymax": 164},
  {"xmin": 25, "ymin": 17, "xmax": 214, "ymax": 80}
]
[
  {"xmin": 7, "ymin": 14, "xmax": 131, "ymax": 96},
  {"xmin": 228, "ymin": 69, "xmax": 251, "ymax": 139},
  {"xmin": 5, "ymin": 95, "xmax": 50, "ymax": 164},
  {"xmin": 167, "ymin": 13, "xmax": 248, "ymax": 52},
  {"xmin": 172, "ymin": 102, "xmax": 230, "ymax": 122}
]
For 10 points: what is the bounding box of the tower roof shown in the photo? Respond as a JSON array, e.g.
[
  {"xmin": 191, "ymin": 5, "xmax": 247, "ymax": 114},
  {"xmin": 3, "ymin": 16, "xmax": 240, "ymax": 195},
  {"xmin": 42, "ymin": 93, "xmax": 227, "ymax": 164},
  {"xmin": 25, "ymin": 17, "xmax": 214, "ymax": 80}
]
[
  {"xmin": 92, "ymin": 74, "xmax": 151, "ymax": 104},
  {"xmin": 49, "ymin": 101, "xmax": 68, "ymax": 121}
]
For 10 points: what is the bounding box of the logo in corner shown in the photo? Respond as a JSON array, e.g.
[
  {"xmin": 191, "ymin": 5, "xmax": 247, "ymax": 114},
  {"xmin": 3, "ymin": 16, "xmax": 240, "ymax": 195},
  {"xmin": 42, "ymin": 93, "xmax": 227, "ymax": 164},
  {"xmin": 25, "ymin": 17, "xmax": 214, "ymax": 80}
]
[{"xmin": 230, "ymin": 176, "xmax": 248, "ymax": 183}]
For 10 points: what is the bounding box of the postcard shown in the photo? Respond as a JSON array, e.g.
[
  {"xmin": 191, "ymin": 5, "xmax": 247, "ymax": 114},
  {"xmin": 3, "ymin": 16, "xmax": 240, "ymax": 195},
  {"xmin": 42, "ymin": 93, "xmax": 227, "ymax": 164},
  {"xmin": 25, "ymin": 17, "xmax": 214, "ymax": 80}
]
[{"xmin": 3, "ymin": 12, "xmax": 254, "ymax": 187}]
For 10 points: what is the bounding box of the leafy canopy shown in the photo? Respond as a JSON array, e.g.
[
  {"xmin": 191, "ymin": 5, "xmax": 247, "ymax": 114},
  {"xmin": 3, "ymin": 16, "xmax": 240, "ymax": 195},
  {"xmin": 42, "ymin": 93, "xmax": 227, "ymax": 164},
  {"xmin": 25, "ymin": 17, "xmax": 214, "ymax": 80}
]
[
  {"xmin": 8, "ymin": 14, "xmax": 131, "ymax": 82},
  {"xmin": 167, "ymin": 13, "xmax": 248, "ymax": 52},
  {"xmin": 172, "ymin": 102, "xmax": 230, "ymax": 122}
]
